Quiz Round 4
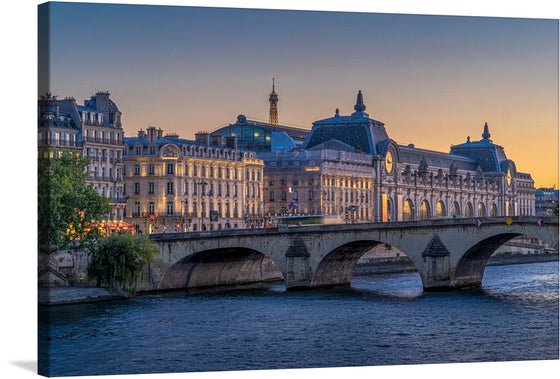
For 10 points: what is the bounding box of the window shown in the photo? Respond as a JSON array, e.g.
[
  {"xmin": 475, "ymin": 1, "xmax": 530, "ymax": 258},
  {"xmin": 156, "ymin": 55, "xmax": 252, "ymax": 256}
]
[
  {"xmin": 135, "ymin": 146, "xmax": 141, "ymax": 155},
  {"xmin": 148, "ymin": 182, "xmax": 155, "ymax": 195},
  {"xmin": 210, "ymin": 166, "xmax": 214, "ymax": 178},
  {"xmin": 167, "ymin": 182, "xmax": 174, "ymax": 195},
  {"xmin": 134, "ymin": 164, "xmax": 140, "ymax": 175},
  {"xmin": 149, "ymin": 146, "xmax": 156, "ymax": 155},
  {"xmin": 133, "ymin": 201, "xmax": 140, "ymax": 217},
  {"xmin": 193, "ymin": 165, "xmax": 198, "ymax": 177},
  {"xmin": 167, "ymin": 202, "xmax": 174, "ymax": 216},
  {"xmin": 282, "ymin": 192, "xmax": 287, "ymax": 201},
  {"xmin": 185, "ymin": 182, "xmax": 189, "ymax": 195},
  {"xmin": 269, "ymin": 191, "xmax": 275, "ymax": 202},
  {"xmin": 148, "ymin": 164, "xmax": 154, "ymax": 176},
  {"xmin": 148, "ymin": 202, "xmax": 154, "ymax": 215},
  {"xmin": 134, "ymin": 182, "xmax": 140, "ymax": 195},
  {"xmin": 166, "ymin": 163, "xmax": 174, "ymax": 175}
]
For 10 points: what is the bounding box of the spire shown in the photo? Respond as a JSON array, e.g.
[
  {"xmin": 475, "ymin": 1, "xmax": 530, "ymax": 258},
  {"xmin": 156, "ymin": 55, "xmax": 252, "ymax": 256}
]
[
  {"xmin": 269, "ymin": 78, "xmax": 278, "ymax": 125},
  {"xmin": 354, "ymin": 90, "xmax": 366, "ymax": 113},
  {"xmin": 482, "ymin": 122, "xmax": 491, "ymax": 140}
]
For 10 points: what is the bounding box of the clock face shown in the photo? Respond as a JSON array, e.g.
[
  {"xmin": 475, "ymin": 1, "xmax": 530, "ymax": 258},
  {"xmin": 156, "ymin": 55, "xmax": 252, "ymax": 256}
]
[
  {"xmin": 385, "ymin": 151, "xmax": 394, "ymax": 174},
  {"xmin": 507, "ymin": 168, "xmax": 512, "ymax": 186}
]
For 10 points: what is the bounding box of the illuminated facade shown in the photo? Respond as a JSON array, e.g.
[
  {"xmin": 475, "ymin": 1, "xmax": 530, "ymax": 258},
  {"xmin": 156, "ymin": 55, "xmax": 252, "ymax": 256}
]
[
  {"xmin": 38, "ymin": 94, "xmax": 82, "ymax": 158},
  {"xmin": 38, "ymin": 91, "xmax": 126, "ymax": 221},
  {"xmin": 78, "ymin": 91, "xmax": 126, "ymax": 221},
  {"xmin": 300, "ymin": 91, "xmax": 535, "ymax": 221},
  {"xmin": 123, "ymin": 127, "xmax": 264, "ymax": 234},
  {"xmin": 213, "ymin": 90, "xmax": 535, "ymax": 222}
]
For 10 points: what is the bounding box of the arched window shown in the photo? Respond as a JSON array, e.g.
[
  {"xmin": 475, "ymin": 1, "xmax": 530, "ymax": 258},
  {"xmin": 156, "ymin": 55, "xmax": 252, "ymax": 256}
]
[
  {"xmin": 386, "ymin": 198, "xmax": 393, "ymax": 222},
  {"xmin": 451, "ymin": 201, "xmax": 461, "ymax": 218},
  {"xmin": 477, "ymin": 203, "xmax": 486, "ymax": 217},
  {"xmin": 419, "ymin": 200, "xmax": 430, "ymax": 220},
  {"xmin": 464, "ymin": 202, "xmax": 474, "ymax": 218},
  {"xmin": 436, "ymin": 201, "xmax": 446, "ymax": 218},
  {"xmin": 490, "ymin": 203, "xmax": 498, "ymax": 217},
  {"xmin": 402, "ymin": 199, "xmax": 414, "ymax": 221}
]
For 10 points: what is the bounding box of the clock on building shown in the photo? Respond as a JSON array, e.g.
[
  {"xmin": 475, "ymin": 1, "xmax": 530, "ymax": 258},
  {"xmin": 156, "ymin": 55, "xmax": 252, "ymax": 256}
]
[
  {"xmin": 507, "ymin": 167, "xmax": 513, "ymax": 186},
  {"xmin": 385, "ymin": 151, "xmax": 394, "ymax": 174}
]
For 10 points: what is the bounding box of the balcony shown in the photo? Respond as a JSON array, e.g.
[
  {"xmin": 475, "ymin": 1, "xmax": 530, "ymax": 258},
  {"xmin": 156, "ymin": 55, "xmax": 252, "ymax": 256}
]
[
  {"xmin": 41, "ymin": 140, "xmax": 83, "ymax": 148},
  {"xmin": 84, "ymin": 137, "xmax": 125, "ymax": 146}
]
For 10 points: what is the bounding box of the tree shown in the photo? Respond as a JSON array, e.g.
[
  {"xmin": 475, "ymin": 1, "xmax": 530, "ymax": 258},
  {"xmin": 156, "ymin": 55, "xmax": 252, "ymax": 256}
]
[
  {"xmin": 86, "ymin": 234, "xmax": 159, "ymax": 293},
  {"xmin": 38, "ymin": 151, "xmax": 111, "ymax": 251}
]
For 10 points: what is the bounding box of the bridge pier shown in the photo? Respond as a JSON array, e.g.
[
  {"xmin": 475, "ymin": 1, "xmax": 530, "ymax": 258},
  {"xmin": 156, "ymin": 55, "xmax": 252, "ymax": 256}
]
[
  {"xmin": 284, "ymin": 236, "xmax": 311, "ymax": 290},
  {"xmin": 421, "ymin": 235, "xmax": 453, "ymax": 291}
]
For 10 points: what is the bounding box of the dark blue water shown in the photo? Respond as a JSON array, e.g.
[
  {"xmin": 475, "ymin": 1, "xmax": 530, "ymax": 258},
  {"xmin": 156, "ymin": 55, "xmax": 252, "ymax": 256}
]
[{"xmin": 39, "ymin": 262, "xmax": 559, "ymax": 377}]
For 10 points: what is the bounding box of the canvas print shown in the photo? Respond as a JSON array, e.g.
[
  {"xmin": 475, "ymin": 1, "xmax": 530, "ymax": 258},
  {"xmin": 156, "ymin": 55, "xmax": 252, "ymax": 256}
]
[{"xmin": 38, "ymin": 1, "xmax": 559, "ymax": 377}]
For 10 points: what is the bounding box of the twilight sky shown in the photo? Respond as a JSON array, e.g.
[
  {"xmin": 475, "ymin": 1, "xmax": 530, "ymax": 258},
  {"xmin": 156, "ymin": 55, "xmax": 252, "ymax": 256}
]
[{"xmin": 45, "ymin": 2, "xmax": 558, "ymax": 187}]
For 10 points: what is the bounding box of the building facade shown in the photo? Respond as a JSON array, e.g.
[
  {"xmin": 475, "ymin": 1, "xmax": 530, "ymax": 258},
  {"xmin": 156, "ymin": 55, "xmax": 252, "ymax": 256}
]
[
  {"xmin": 38, "ymin": 94, "xmax": 82, "ymax": 159},
  {"xmin": 212, "ymin": 90, "xmax": 536, "ymax": 223},
  {"xmin": 123, "ymin": 127, "xmax": 264, "ymax": 234},
  {"xmin": 535, "ymin": 188, "xmax": 559, "ymax": 217},
  {"xmin": 77, "ymin": 92, "xmax": 126, "ymax": 221},
  {"xmin": 38, "ymin": 91, "xmax": 126, "ymax": 221}
]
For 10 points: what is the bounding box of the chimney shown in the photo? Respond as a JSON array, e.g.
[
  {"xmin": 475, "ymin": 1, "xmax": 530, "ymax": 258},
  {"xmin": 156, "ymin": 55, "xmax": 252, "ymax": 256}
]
[
  {"xmin": 195, "ymin": 131, "xmax": 211, "ymax": 146},
  {"xmin": 157, "ymin": 128, "xmax": 163, "ymax": 139},
  {"xmin": 146, "ymin": 126, "xmax": 157, "ymax": 142},
  {"xmin": 38, "ymin": 93, "xmax": 59, "ymax": 117},
  {"xmin": 95, "ymin": 91, "xmax": 110, "ymax": 124},
  {"xmin": 225, "ymin": 135, "xmax": 238, "ymax": 150},
  {"xmin": 138, "ymin": 129, "xmax": 146, "ymax": 139}
]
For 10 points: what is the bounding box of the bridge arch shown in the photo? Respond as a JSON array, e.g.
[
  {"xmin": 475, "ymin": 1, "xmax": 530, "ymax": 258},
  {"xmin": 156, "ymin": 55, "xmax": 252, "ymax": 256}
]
[
  {"xmin": 452, "ymin": 228, "xmax": 558, "ymax": 288},
  {"xmin": 310, "ymin": 239, "xmax": 422, "ymax": 288},
  {"xmin": 158, "ymin": 247, "xmax": 283, "ymax": 290}
]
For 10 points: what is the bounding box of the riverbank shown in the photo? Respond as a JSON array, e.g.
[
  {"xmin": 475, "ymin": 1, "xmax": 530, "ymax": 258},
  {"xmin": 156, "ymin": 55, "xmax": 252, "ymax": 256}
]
[
  {"xmin": 39, "ymin": 252, "xmax": 559, "ymax": 305},
  {"xmin": 38, "ymin": 286, "xmax": 129, "ymax": 306}
]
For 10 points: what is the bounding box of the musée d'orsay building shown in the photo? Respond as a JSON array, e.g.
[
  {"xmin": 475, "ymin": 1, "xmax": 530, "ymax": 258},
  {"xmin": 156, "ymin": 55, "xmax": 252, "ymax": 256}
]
[
  {"xmin": 39, "ymin": 84, "xmax": 536, "ymax": 233},
  {"xmin": 211, "ymin": 87, "xmax": 535, "ymax": 223}
]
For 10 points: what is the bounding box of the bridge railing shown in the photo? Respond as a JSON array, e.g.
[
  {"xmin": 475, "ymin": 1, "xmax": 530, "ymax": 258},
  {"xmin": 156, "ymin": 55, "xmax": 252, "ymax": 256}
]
[{"xmin": 149, "ymin": 216, "xmax": 558, "ymax": 241}]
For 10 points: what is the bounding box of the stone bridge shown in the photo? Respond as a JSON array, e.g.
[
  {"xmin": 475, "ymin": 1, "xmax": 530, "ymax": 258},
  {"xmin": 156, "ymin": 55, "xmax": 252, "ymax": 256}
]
[{"xmin": 143, "ymin": 216, "xmax": 558, "ymax": 292}]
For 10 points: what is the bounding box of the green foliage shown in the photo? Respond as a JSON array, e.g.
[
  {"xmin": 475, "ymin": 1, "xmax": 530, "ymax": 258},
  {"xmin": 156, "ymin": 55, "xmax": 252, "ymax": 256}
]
[
  {"xmin": 38, "ymin": 152, "xmax": 111, "ymax": 250},
  {"xmin": 87, "ymin": 234, "xmax": 159, "ymax": 293}
]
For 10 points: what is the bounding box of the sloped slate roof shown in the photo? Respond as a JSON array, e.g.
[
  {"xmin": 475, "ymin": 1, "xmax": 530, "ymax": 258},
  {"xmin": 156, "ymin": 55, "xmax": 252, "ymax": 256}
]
[{"xmin": 399, "ymin": 145, "xmax": 476, "ymax": 171}]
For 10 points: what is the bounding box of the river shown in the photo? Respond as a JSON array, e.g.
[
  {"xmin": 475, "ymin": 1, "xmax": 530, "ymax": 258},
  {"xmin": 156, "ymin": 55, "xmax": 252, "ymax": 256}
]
[{"xmin": 39, "ymin": 261, "xmax": 559, "ymax": 377}]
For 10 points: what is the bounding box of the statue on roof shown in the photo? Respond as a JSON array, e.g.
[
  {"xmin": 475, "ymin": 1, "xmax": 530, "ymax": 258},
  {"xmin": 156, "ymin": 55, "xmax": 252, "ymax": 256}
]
[
  {"xmin": 354, "ymin": 90, "xmax": 366, "ymax": 113},
  {"xmin": 482, "ymin": 122, "xmax": 491, "ymax": 140}
]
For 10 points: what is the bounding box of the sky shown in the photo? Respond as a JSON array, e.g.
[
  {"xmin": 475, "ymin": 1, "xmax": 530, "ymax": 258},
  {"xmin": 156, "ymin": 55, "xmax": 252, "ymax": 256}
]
[{"xmin": 43, "ymin": 1, "xmax": 558, "ymax": 188}]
